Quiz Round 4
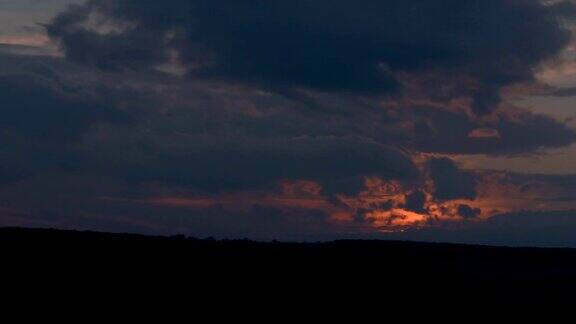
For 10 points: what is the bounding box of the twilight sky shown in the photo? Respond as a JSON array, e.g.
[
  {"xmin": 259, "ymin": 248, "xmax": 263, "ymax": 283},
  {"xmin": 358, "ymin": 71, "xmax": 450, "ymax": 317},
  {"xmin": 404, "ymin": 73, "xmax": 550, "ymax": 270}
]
[{"xmin": 3, "ymin": 0, "xmax": 576, "ymax": 246}]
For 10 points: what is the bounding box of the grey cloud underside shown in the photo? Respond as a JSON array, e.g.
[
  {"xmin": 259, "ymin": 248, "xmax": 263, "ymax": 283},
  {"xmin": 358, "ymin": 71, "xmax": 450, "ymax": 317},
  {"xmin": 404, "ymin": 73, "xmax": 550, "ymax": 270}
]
[{"xmin": 47, "ymin": 0, "xmax": 574, "ymax": 114}]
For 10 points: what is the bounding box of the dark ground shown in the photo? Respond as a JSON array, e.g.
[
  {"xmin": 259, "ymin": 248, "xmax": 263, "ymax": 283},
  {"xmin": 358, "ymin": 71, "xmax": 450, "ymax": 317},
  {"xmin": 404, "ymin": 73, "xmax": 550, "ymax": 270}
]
[{"xmin": 2, "ymin": 227, "xmax": 575, "ymax": 309}]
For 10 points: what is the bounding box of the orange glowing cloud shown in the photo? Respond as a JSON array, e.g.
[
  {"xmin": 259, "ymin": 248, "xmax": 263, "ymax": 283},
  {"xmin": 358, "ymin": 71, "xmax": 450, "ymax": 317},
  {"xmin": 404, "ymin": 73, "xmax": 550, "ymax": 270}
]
[
  {"xmin": 0, "ymin": 34, "xmax": 49, "ymax": 47},
  {"xmin": 468, "ymin": 128, "xmax": 501, "ymax": 139},
  {"xmin": 102, "ymin": 160, "xmax": 576, "ymax": 236}
]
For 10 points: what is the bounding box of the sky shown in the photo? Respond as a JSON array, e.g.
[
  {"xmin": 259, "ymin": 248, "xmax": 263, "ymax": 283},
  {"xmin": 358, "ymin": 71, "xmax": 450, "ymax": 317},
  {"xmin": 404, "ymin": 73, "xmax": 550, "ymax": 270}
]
[{"xmin": 4, "ymin": 0, "xmax": 576, "ymax": 246}]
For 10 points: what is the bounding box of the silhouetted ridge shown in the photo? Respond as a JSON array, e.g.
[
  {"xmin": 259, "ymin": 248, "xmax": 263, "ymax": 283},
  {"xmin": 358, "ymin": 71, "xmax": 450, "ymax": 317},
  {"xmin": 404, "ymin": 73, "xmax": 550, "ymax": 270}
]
[{"xmin": 3, "ymin": 227, "xmax": 576, "ymax": 305}]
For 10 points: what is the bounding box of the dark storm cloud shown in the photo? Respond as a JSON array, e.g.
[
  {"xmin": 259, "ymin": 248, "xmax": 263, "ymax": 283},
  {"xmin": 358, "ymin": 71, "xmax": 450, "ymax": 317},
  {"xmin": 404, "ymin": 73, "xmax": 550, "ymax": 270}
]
[
  {"xmin": 0, "ymin": 53, "xmax": 128, "ymax": 184},
  {"xmin": 2, "ymin": 0, "xmax": 576, "ymax": 240},
  {"xmin": 404, "ymin": 190, "xmax": 427, "ymax": 213},
  {"xmin": 548, "ymin": 0, "xmax": 576, "ymax": 18},
  {"xmin": 0, "ymin": 48, "xmax": 574, "ymax": 239},
  {"xmin": 427, "ymin": 158, "xmax": 477, "ymax": 201},
  {"xmin": 0, "ymin": 52, "xmax": 418, "ymax": 196},
  {"xmin": 457, "ymin": 204, "xmax": 481, "ymax": 219},
  {"xmin": 90, "ymin": 134, "xmax": 418, "ymax": 195},
  {"xmin": 47, "ymin": 0, "xmax": 574, "ymax": 114},
  {"xmin": 0, "ymin": 73, "xmax": 124, "ymax": 140},
  {"xmin": 412, "ymin": 106, "xmax": 576, "ymax": 155},
  {"xmin": 548, "ymin": 86, "xmax": 576, "ymax": 97}
]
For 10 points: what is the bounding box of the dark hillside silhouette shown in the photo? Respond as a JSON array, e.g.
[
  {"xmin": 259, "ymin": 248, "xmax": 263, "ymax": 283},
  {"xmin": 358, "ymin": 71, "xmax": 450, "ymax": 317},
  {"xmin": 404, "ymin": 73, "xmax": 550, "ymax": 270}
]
[{"xmin": 2, "ymin": 227, "xmax": 576, "ymax": 306}]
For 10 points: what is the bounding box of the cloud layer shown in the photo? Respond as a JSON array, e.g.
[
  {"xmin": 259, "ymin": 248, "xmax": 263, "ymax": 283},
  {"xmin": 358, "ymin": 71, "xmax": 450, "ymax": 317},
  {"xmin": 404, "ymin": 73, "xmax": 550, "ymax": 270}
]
[
  {"xmin": 0, "ymin": 1, "xmax": 576, "ymax": 242},
  {"xmin": 48, "ymin": 0, "xmax": 575, "ymax": 114}
]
